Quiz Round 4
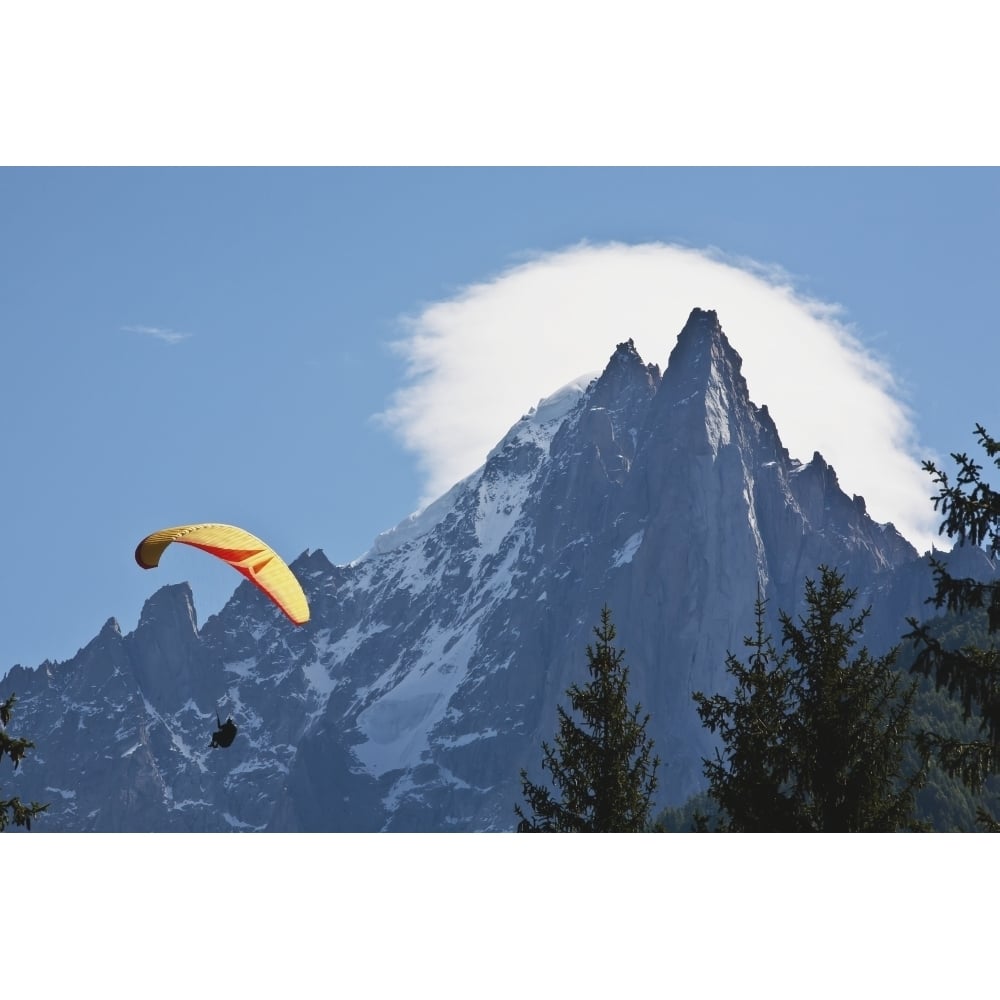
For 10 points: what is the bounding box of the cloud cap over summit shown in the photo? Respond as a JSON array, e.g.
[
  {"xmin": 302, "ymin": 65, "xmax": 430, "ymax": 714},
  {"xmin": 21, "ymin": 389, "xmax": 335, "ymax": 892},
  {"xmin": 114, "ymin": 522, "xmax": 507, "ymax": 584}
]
[{"xmin": 381, "ymin": 243, "xmax": 935, "ymax": 552}]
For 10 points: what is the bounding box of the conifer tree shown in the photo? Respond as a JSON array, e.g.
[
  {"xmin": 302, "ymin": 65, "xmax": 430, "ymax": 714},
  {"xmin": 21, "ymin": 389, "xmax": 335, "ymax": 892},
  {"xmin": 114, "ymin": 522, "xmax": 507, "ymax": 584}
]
[
  {"xmin": 904, "ymin": 424, "xmax": 1000, "ymax": 829},
  {"xmin": 695, "ymin": 568, "xmax": 926, "ymax": 832},
  {"xmin": 694, "ymin": 591, "xmax": 802, "ymax": 830},
  {"xmin": 1, "ymin": 693, "xmax": 47, "ymax": 831},
  {"xmin": 515, "ymin": 606, "xmax": 660, "ymax": 832}
]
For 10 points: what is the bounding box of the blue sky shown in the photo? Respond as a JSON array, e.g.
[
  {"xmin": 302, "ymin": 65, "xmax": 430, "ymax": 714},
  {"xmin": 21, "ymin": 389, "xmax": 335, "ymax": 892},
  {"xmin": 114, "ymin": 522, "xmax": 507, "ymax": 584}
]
[{"xmin": 2, "ymin": 166, "xmax": 999, "ymax": 671}]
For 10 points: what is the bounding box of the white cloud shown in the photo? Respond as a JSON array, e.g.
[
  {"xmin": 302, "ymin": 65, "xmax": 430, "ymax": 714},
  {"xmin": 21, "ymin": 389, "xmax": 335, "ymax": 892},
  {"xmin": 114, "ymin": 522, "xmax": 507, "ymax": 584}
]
[
  {"xmin": 380, "ymin": 242, "xmax": 937, "ymax": 552},
  {"xmin": 122, "ymin": 324, "xmax": 192, "ymax": 345}
]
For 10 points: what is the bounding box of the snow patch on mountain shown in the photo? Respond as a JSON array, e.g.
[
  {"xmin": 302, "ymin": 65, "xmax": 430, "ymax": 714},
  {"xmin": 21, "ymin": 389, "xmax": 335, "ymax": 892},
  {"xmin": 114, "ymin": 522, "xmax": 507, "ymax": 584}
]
[
  {"xmin": 386, "ymin": 536, "xmax": 441, "ymax": 597},
  {"xmin": 224, "ymin": 658, "xmax": 257, "ymax": 679},
  {"xmin": 613, "ymin": 530, "xmax": 645, "ymax": 568},
  {"xmin": 366, "ymin": 478, "xmax": 467, "ymax": 559},
  {"xmin": 354, "ymin": 618, "xmax": 485, "ymax": 778},
  {"xmin": 435, "ymin": 727, "xmax": 499, "ymax": 749},
  {"xmin": 487, "ymin": 372, "xmax": 597, "ymax": 458},
  {"xmin": 470, "ymin": 375, "xmax": 596, "ymax": 570},
  {"xmin": 223, "ymin": 812, "xmax": 266, "ymax": 832},
  {"xmin": 369, "ymin": 372, "xmax": 596, "ymax": 564},
  {"xmin": 475, "ymin": 480, "xmax": 526, "ymax": 555},
  {"xmin": 142, "ymin": 695, "xmax": 208, "ymax": 774}
]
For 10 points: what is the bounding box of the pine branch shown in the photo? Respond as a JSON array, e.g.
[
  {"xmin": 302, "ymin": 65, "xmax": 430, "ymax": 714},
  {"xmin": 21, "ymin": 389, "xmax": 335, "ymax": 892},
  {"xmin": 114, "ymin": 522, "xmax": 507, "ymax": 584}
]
[{"xmin": 2, "ymin": 691, "xmax": 48, "ymax": 832}]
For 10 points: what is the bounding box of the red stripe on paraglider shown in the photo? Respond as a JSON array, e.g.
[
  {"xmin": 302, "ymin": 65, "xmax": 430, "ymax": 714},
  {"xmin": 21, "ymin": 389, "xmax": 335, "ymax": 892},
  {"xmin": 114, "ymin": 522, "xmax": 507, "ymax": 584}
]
[{"xmin": 180, "ymin": 542, "xmax": 266, "ymax": 563}]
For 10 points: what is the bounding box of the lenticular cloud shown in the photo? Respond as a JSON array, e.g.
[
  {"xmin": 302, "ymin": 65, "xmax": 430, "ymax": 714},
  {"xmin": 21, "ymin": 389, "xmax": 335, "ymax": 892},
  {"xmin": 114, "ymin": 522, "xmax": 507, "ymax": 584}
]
[{"xmin": 380, "ymin": 242, "xmax": 937, "ymax": 552}]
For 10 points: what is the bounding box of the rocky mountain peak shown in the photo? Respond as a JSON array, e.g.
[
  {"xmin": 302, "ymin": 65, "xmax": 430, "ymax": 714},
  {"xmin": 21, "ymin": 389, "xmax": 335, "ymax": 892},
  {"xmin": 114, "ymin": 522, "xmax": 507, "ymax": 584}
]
[
  {"xmin": 643, "ymin": 307, "xmax": 758, "ymax": 467},
  {"xmin": 136, "ymin": 582, "xmax": 199, "ymax": 636},
  {"xmin": 611, "ymin": 338, "xmax": 661, "ymax": 379},
  {"xmin": 100, "ymin": 617, "xmax": 122, "ymax": 639},
  {"xmin": 607, "ymin": 337, "xmax": 656, "ymax": 376},
  {"xmin": 128, "ymin": 582, "xmax": 211, "ymax": 710},
  {"xmin": 588, "ymin": 337, "xmax": 662, "ymax": 408},
  {"xmin": 663, "ymin": 307, "xmax": 745, "ymax": 389},
  {"xmin": 8, "ymin": 306, "xmax": 952, "ymax": 832}
]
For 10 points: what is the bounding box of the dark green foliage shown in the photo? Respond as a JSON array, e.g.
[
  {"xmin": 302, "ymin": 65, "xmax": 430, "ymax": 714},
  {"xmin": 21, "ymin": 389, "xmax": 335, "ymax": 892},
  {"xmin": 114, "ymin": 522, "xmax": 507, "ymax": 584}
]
[
  {"xmin": 654, "ymin": 792, "xmax": 720, "ymax": 833},
  {"xmin": 905, "ymin": 424, "xmax": 1000, "ymax": 829},
  {"xmin": 909, "ymin": 680, "xmax": 999, "ymax": 830},
  {"xmin": 694, "ymin": 568, "xmax": 926, "ymax": 832},
  {"xmin": 694, "ymin": 592, "xmax": 801, "ymax": 831},
  {"xmin": 665, "ymin": 623, "xmax": 1000, "ymax": 832},
  {"xmin": 515, "ymin": 606, "xmax": 660, "ymax": 832},
  {"xmin": 1, "ymin": 693, "xmax": 48, "ymax": 832}
]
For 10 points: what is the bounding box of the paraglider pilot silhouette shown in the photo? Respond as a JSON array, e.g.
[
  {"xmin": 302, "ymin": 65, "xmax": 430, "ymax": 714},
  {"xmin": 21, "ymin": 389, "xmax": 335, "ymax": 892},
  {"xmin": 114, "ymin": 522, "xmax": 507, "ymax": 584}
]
[{"xmin": 210, "ymin": 711, "xmax": 238, "ymax": 749}]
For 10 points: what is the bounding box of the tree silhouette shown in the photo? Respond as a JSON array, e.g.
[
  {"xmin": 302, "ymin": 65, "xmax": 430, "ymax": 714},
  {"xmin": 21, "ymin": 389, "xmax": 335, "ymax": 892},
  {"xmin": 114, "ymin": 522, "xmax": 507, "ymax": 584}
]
[
  {"xmin": 905, "ymin": 424, "xmax": 1000, "ymax": 829},
  {"xmin": 1, "ymin": 693, "xmax": 47, "ymax": 831},
  {"xmin": 696, "ymin": 568, "xmax": 926, "ymax": 831},
  {"xmin": 515, "ymin": 606, "xmax": 660, "ymax": 832}
]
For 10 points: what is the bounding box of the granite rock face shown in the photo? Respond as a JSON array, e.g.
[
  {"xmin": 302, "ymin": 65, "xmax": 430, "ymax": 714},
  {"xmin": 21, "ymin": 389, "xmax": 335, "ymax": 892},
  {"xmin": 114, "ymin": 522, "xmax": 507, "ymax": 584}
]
[{"xmin": 6, "ymin": 309, "xmax": 973, "ymax": 831}]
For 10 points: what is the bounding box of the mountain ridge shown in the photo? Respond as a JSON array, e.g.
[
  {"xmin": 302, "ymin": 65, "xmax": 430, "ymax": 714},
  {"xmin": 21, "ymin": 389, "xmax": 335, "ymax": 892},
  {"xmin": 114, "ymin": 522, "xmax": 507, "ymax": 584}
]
[{"xmin": 6, "ymin": 308, "xmax": 969, "ymax": 831}]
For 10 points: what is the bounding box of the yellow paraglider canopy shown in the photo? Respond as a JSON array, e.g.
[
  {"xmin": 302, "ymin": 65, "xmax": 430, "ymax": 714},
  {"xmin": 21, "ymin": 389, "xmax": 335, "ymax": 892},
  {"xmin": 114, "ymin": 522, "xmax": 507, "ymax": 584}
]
[{"xmin": 135, "ymin": 523, "xmax": 310, "ymax": 625}]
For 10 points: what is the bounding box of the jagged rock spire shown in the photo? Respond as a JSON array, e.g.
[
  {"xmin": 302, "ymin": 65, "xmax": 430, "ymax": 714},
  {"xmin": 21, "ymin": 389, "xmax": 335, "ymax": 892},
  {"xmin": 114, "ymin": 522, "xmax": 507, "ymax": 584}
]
[{"xmin": 660, "ymin": 308, "xmax": 748, "ymax": 403}]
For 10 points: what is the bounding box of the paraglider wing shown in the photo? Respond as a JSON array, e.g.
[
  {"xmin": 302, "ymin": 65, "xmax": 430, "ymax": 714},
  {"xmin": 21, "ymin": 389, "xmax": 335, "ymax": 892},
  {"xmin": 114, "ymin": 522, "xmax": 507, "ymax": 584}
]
[{"xmin": 135, "ymin": 523, "xmax": 310, "ymax": 625}]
